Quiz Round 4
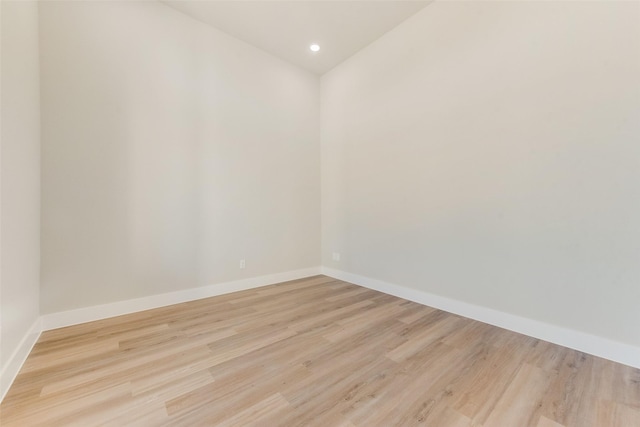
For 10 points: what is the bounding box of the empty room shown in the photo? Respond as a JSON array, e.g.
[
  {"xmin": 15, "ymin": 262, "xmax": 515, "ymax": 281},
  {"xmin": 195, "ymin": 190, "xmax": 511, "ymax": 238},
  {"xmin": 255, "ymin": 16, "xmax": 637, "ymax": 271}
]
[{"xmin": 1, "ymin": 0, "xmax": 639, "ymax": 425}]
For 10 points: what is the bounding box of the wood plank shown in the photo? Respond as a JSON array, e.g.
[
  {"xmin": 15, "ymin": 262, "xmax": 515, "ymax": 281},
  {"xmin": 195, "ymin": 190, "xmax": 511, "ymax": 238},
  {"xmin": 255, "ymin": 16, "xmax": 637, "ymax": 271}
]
[{"xmin": 1, "ymin": 275, "xmax": 638, "ymax": 426}]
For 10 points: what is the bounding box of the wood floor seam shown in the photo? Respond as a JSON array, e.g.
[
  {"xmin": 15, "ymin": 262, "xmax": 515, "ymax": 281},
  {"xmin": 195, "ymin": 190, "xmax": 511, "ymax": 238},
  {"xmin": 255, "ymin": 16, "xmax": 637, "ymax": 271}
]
[{"xmin": 1, "ymin": 275, "xmax": 638, "ymax": 426}]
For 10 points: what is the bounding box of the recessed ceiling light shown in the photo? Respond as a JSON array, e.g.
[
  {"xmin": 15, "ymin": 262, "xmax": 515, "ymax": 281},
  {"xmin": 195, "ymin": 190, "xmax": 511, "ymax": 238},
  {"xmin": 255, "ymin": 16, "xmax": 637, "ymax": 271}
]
[{"xmin": 310, "ymin": 44, "xmax": 320, "ymax": 52}]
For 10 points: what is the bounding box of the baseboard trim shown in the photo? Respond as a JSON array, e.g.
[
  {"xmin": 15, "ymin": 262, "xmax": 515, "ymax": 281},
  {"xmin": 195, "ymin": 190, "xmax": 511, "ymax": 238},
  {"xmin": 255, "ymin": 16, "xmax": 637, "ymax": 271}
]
[
  {"xmin": 5, "ymin": 265, "xmax": 636, "ymax": 405},
  {"xmin": 41, "ymin": 267, "xmax": 322, "ymax": 331},
  {"xmin": 321, "ymin": 267, "xmax": 640, "ymax": 369},
  {"xmin": 1, "ymin": 317, "xmax": 42, "ymax": 402}
]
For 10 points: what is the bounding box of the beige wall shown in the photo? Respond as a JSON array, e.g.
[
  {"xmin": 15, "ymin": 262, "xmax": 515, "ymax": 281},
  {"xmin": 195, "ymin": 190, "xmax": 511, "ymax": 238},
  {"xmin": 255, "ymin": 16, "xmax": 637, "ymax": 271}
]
[
  {"xmin": 1, "ymin": 0, "xmax": 41, "ymax": 373},
  {"xmin": 322, "ymin": 1, "xmax": 640, "ymax": 346},
  {"xmin": 3, "ymin": 0, "xmax": 638, "ymax": 364},
  {"xmin": 39, "ymin": 1, "xmax": 320, "ymax": 313}
]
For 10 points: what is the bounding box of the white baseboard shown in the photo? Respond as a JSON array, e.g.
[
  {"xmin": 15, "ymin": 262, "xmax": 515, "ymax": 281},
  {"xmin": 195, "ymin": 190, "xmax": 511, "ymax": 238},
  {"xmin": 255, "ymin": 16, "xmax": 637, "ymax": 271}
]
[
  {"xmin": 0, "ymin": 267, "xmax": 321, "ymax": 404},
  {"xmin": 1, "ymin": 317, "xmax": 42, "ymax": 402},
  {"xmin": 41, "ymin": 267, "xmax": 322, "ymax": 331},
  {"xmin": 3, "ymin": 264, "xmax": 636, "ymax": 406},
  {"xmin": 321, "ymin": 267, "xmax": 640, "ymax": 369}
]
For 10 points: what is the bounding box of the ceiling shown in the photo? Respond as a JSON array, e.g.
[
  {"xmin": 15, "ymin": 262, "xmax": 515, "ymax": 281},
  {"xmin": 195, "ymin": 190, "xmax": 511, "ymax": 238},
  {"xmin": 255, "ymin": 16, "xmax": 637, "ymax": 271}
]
[{"xmin": 161, "ymin": 1, "xmax": 431, "ymax": 75}]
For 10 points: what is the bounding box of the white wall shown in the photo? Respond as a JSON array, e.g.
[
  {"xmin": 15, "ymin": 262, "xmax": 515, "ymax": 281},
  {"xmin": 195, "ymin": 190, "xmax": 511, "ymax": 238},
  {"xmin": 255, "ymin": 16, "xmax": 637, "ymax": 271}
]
[
  {"xmin": 39, "ymin": 1, "xmax": 320, "ymax": 314},
  {"xmin": 322, "ymin": 1, "xmax": 640, "ymax": 347},
  {"xmin": 0, "ymin": 0, "xmax": 41, "ymax": 389}
]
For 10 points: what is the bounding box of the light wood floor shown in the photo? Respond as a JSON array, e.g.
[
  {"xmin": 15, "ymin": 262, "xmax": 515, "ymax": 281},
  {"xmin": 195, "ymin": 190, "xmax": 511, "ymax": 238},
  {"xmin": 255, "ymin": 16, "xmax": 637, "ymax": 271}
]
[{"xmin": 1, "ymin": 276, "xmax": 639, "ymax": 426}]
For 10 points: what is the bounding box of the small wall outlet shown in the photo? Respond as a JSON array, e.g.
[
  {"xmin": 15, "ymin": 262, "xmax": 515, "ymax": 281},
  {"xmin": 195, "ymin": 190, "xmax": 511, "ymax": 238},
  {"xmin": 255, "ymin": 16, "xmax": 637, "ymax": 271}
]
[
  {"xmin": 332, "ymin": 252, "xmax": 341, "ymax": 262},
  {"xmin": 240, "ymin": 259, "xmax": 246, "ymax": 269}
]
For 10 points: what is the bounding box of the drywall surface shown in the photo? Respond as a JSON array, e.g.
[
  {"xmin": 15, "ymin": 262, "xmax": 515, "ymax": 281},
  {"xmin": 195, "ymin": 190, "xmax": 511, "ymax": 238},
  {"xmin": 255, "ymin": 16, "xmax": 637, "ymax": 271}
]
[
  {"xmin": 39, "ymin": 1, "xmax": 320, "ymax": 313},
  {"xmin": 1, "ymin": 0, "xmax": 41, "ymax": 373},
  {"xmin": 321, "ymin": 1, "xmax": 640, "ymax": 346}
]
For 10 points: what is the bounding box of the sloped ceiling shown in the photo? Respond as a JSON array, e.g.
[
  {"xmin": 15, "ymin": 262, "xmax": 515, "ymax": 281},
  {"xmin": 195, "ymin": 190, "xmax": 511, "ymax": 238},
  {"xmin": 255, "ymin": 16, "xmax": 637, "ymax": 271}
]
[{"xmin": 161, "ymin": 1, "xmax": 431, "ymax": 74}]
